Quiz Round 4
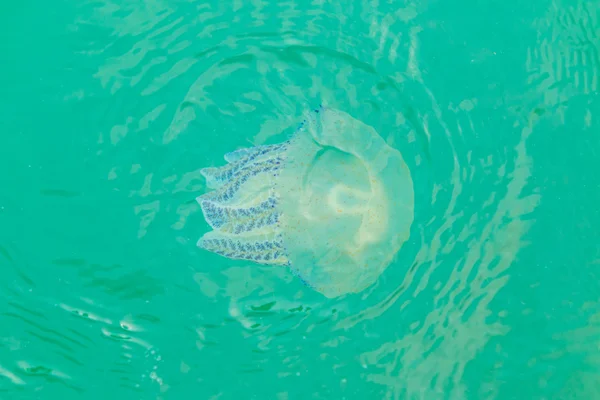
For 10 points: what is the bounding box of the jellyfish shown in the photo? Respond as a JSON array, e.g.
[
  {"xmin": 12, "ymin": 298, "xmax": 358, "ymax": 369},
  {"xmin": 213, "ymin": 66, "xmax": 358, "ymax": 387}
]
[{"xmin": 196, "ymin": 106, "xmax": 414, "ymax": 298}]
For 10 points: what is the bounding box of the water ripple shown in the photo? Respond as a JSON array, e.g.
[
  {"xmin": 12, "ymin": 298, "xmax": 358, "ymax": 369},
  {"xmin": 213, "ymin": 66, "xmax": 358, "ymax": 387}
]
[
  {"xmin": 525, "ymin": 0, "xmax": 599, "ymax": 122},
  {"xmin": 2, "ymin": 0, "xmax": 596, "ymax": 398},
  {"xmin": 85, "ymin": 1, "xmax": 540, "ymax": 397}
]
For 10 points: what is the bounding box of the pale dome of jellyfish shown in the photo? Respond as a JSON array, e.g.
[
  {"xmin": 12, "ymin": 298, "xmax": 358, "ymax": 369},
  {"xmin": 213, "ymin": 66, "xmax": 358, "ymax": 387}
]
[{"xmin": 196, "ymin": 106, "xmax": 414, "ymax": 298}]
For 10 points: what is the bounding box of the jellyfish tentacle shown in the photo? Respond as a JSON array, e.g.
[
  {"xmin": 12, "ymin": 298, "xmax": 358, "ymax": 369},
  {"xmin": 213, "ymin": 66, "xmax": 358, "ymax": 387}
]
[
  {"xmin": 200, "ymin": 195, "xmax": 280, "ymax": 233},
  {"xmin": 201, "ymin": 143, "xmax": 288, "ymax": 189},
  {"xmin": 223, "ymin": 148, "xmax": 253, "ymax": 163},
  {"xmin": 197, "ymin": 231, "xmax": 289, "ymax": 265},
  {"xmin": 223, "ymin": 143, "xmax": 287, "ymax": 164},
  {"xmin": 198, "ymin": 157, "xmax": 284, "ymax": 204}
]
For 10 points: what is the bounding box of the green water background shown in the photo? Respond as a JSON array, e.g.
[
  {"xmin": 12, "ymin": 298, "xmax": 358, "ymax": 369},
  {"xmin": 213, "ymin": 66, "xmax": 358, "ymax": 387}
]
[{"xmin": 1, "ymin": 0, "xmax": 599, "ymax": 399}]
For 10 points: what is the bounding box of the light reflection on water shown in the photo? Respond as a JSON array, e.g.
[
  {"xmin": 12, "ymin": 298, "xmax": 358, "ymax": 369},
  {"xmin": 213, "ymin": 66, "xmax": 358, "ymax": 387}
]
[{"xmin": 0, "ymin": 0, "xmax": 598, "ymax": 398}]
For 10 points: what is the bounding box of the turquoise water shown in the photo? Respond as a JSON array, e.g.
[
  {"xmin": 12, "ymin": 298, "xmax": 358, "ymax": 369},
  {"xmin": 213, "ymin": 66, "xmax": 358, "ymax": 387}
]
[{"xmin": 1, "ymin": 0, "xmax": 599, "ymax": 398}]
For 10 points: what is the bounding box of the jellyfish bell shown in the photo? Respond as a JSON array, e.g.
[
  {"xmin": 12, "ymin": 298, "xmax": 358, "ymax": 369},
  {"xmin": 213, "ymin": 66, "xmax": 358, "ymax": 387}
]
[{"xmin": 196, "ymin": 106, "xmax": 414, "ymax": 298}]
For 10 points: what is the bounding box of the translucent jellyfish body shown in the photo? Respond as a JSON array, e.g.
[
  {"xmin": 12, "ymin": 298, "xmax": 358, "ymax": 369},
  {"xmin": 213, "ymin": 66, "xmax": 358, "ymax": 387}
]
[{"xmin": 197, "ymin": 106, "xmax": 414, "ymax": 298}]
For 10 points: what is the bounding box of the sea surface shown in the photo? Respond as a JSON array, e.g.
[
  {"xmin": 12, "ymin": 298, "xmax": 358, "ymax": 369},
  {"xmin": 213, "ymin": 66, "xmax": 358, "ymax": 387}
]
[{"xmin": 1, "ymin": 0, "xmax": 599, "ymax": 399}]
